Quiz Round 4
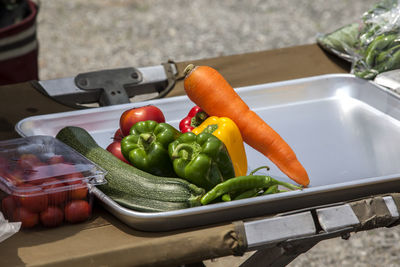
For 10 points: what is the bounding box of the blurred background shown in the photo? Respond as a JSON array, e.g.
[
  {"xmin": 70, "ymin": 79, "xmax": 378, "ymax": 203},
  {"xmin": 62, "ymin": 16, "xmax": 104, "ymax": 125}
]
[
  {"xmin": 6, "ymin": 0, "xmax": 400, "ymax": 266},
  {"xmin": 37, "ymin": 0, "xmax": 376, "ymax": 80}
]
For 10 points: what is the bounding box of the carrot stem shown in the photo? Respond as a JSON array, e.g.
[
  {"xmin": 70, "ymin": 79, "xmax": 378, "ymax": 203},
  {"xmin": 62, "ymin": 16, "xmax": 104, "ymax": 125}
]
[{"xmin": 183, "ymin": 64, "xmax": 195, "ymax": 77}]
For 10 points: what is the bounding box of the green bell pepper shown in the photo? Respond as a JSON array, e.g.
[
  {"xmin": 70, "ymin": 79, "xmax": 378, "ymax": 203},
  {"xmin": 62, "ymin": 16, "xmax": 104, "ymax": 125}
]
[
  {"xmin": 121, "ymin": 120, "xmax": 181, "ymax": 177},
  {"xmin": 168, "ymin": 132, "xmax": 235, "ymax": 190}
]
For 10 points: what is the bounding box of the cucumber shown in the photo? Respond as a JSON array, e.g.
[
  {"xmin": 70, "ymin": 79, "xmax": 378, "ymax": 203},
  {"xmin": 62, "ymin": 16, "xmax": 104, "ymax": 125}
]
[{"xmin": 56, "ymin": 126, "xmax": 205, "ymax": 212}]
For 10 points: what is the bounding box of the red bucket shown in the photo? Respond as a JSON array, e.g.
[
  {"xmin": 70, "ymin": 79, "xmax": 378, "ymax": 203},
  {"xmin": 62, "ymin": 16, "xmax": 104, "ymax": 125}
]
[{"xmin": 0, "ymin": 0, "xmax": 39, "ymax": 85}]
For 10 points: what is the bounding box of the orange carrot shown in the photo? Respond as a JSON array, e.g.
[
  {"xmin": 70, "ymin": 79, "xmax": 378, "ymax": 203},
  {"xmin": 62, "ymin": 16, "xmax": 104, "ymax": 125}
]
[{"xmin": 183, "ymin": 64, "xmax": 309, "ymax": 186}]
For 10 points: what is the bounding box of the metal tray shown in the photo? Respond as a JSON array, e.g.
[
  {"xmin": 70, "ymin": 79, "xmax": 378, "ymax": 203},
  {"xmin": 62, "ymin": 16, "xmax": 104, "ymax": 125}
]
[{"xmin": 16, "ymin": 74, "xmax": 400, "ymax": 231}]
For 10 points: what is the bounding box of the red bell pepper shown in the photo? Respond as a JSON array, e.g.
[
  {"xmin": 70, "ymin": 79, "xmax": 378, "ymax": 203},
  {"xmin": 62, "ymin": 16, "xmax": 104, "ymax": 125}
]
[{"xmin": 179, "ymin": 106, "xmax": 208, "ymax": 133}]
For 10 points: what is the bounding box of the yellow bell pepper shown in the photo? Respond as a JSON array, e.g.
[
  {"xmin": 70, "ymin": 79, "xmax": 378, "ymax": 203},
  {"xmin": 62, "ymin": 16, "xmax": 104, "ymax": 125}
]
[{"xmin": 192, "ymin": 116, "xmax": 248, "ymax": 176}]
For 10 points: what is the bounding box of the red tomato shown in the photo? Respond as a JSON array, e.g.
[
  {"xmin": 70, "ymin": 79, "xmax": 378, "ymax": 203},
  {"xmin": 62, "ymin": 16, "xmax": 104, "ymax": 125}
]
[
  {"xmin": 106, "ymin": 141, "xmax": 130, "ymax": 164},
  {"xmin": 17, "ymin": 154, "xmax": 41, "ymax": 170},
  {"xmin": 64, "ymin": 200, "xmax": 91, "ymax": 223},
  {"xmin": 40, "ymin": 206, "xmax": 64, "ymax": 227},
  {"xmin": 67, "ymin": 180, "xmax": 88, "ymax": 200},
  {"xmin": 24, "ymin": 162, "xmax": 52, "ymax": 185},
  {"xmin": 13, "ymin": 207, "xmax": 39, "ymax": 228},
  {"xmin": 3, "ymin": 169, "xmax": 24, "ymax": 186},
  {"xmin": 17, "ymin": 184, "xmax": 48, "ymax": 213},
  {"xmin": 51, "ymin": 162, "xmax": 77, "ymax": 178},
  {"xmin": 119, "ymin": 105, "xmax": 165, "ymax": 136},
  {"xmin": 43, "ymin": 179, "xmax": 68, "ymax": 205},
  {"xmin": 64, "ymin": 172, "xmax": 88, "ymax": 200},
  {"xmin": 113, "ymin": 129, "xmax": 124, "ymax": 141},
  {"xmin": 47, "ymin": 155, "xmax": 65, "ymax": 165},
  {"xmin": 1, "ymin": 195, "xmax": 18, "ymax": 221}
]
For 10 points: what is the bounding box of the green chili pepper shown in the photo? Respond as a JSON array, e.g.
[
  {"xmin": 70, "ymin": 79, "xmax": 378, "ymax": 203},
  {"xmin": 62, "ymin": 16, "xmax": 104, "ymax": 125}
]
[
  {"xmin": 121, "ymin": 120, "xmax": 181, "ymax": 177},
  {"xmin": 200, "ymin": 175, "xmax": 302, "ymax": 205},
  {"xmin": 221, "ymin": 194, "xmax": 231, "ymax": 202},
  {"xmin": 233, "ymin": 188, "xmax": 262, "ymax": 200},
  {"xmin": 169, "ymin": 132, "xmax": 235, "ymax": 190},
  {"xmin": 263, "ymin": 185, "xmax": 279, "ymax": 195}
]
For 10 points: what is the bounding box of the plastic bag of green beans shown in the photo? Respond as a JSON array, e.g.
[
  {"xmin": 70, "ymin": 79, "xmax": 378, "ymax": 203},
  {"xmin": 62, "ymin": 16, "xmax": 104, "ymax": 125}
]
[{"xmin": 317, "ymin": 0, "xmax": 400, "ymax": 79}]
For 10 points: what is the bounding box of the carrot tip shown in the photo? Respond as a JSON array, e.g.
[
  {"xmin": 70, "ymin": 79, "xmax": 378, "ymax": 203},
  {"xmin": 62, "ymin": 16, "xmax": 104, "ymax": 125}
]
[{"xmin": 183, "ymin": 64, "xmax": 196, "ymax": 77}]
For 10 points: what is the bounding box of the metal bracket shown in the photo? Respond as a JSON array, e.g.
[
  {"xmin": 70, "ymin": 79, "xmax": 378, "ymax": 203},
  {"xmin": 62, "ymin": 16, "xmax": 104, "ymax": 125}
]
[
  {"xmin": 75, "ymin": 67, "xmax": 142, "ymax": 106},
  {"xmin": 32, "ymin": 61, "xmax": 178, "ymax": 108}
]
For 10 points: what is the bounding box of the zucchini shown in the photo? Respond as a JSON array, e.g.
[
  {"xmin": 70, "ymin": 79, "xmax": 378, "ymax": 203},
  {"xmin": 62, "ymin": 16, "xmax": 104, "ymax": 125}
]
[{"xmin": 56, "ymin": 126, "xmax": 205, "ymax": 212}]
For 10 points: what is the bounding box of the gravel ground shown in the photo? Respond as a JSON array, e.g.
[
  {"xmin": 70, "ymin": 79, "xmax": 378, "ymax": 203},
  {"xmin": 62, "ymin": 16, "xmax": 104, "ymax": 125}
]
[
  {"xmin": 35, "ymin": 1, "xmax": 400, "ymax": 266},
  {"xmin": 37, "ymin": 0, "xmax": 377, "ymax": 80}
]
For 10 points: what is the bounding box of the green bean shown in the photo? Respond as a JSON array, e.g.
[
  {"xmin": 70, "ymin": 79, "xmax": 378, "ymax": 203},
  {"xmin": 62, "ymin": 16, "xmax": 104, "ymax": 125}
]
[
  {"xmin": 365, "ymin": 34, "xmax": 397, "ymax": 66},
  {"xmin": 385, "ymin": 49, "xmax": 400, "ymax": 70},
  {"xmin": 355, "ymin": 69, "xmax": 378, "ymax": 79},
  {"xmin": 200, "ymin": 175, "xmax": 302, "ymax": 205},
  {"xmin": 374, "ymin": 45, "xmax": 400, "ymax": 72},
  {"xmin": 375, "ymin": 43, "xmax": 400, "ymax": 62}
]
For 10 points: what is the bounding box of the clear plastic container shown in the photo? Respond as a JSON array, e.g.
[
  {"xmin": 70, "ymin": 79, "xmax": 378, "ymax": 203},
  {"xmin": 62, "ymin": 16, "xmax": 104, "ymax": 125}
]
[{"xmin": 0, "ymin": 135, "xmax": 106, "ymax": 228}]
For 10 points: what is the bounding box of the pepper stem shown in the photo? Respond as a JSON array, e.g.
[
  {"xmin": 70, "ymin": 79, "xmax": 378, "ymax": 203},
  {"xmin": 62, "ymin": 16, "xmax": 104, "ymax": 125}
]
[
  {"xmin": 138, "ymin": 133, "xmax": 154, "ymax": 150},
  {"xmin": 171, "ymin": 143, "xmax": 199, "ymax": 161},
  {"xmin": 250, "ymin": 166, "xmax": 270, "ymax": 175},
  {"xmin": 191, "ymin": 111, "xmax": 209, "ymax": 128}
]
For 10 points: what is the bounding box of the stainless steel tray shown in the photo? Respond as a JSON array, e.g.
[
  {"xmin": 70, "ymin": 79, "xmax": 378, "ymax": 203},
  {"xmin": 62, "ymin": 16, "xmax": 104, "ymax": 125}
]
[{"xmin": 16, "ymin": 74, "xmax": 400, "ymax": 231}]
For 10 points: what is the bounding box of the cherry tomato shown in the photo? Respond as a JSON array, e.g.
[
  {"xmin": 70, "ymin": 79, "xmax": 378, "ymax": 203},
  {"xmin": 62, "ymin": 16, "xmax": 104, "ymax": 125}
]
[
  {"xmin": 3, "ymin": 169, "xmax": 24, "ymax": 186},
  {"xmin": 64, "ymin": 200, "xmax": 91, "ymax": 223},
  {"xmin": 63, "ymin": 172, "xmax": 88, "ymax": 200},
  {"xmin": 47, "ymin": 155, "xmax": 65, "ymax": 165},
  {"xmin": 17, "ymin": 184, "xmax": 48, "ymax": 213},
  {"xmin": 24, "ymin": 162, "xmax": 52, "ymax": 185},
  {"xmin": 67, "ymin": 180, "xmax": 88, "ymax": 200},
  {"xmin": 1, "ymin": 195, "xmax": 18, "ymax": 221},
  {"xmin": 51, "ymin": 162, "xmax": 77, "ymax": 179},
  {"xmin": 43, "ymin": 179, "xmax": 68, "ymax": 205},
  {"xmin": 13, "ymin": 207, "xmax": 39, "ymax": 228},
  {"xmin": 40, "ymin": 206, "xmax": 64, "ymax": 227},
  {"xmin": 106, "ymin": 141, "xmax": 130, "ymax": 164},
  {"xmin": 113, "ymin": 129, "xmax": 124, "ymax": 141},
  {"xmin": 119, "ymin": 105, "xmax": 165, "ymax": 136},
  {"xmin": 17, "ymin": 154, "xmax": 41, "ymax": 170}
]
